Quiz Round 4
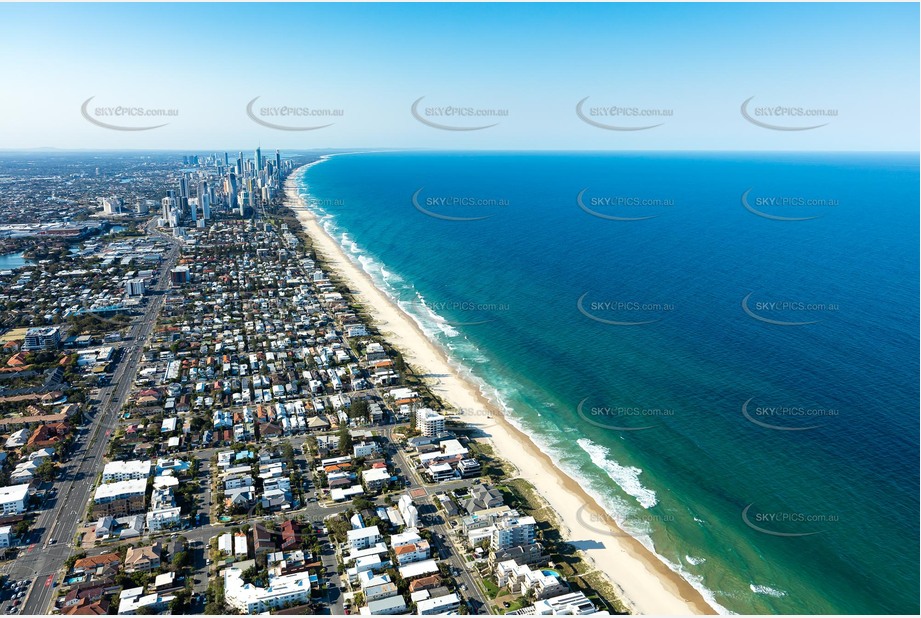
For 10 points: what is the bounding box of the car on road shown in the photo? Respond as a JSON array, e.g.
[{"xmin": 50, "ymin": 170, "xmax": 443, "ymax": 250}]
[{"xmin": 48, "ymin": 538, "xmax": 56, "ymax": 544}]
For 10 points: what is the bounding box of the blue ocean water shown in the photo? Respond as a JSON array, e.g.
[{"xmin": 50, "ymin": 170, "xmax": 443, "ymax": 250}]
[{"xmin": 296, "ymin": 151, "xmax": 919, "ymax": 614}]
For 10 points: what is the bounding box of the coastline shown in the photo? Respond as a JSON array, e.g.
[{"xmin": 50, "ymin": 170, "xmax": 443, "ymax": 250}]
[{"xmin": 283, "ymin": 165, "xmax": 718, "ymax": 616}]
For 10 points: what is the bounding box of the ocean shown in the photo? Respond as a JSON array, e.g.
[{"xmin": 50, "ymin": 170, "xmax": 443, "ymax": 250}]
[{"xmin": 294, "ymin": 151, "xmax": 919, "ymax": 614}]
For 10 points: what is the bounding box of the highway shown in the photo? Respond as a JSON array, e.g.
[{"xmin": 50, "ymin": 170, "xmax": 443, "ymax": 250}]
[
  {"xmin": 9, "ymin": 220, "xmax": 487, "ymax": 615},
  {"xmin": 12, "ymin": 223, "xmax": 180, "ymax": 615}
]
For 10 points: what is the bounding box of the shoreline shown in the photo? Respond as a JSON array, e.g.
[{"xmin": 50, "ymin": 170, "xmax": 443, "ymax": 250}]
[{"xmin": 283, "ymin": 164, "xmax": 718, "ymax": 616}]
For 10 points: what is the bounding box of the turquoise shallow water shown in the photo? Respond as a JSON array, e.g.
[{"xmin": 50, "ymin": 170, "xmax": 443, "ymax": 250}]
[
  {"xmin": 296, "ymin": 151, "xmax": 919, "ymax": 614},
  {"xmin": 0, "ymin": 252, "xmax": 30, "ymax": 270}
]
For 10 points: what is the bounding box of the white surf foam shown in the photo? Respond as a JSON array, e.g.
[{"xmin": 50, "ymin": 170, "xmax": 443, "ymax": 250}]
[
  {"xmin": 576, "ymin": 438, "xmax": 658, "ymax": 509},
  {"xmin": 750, "ymin": 584, "xmax": 786, "ymax": 598}
]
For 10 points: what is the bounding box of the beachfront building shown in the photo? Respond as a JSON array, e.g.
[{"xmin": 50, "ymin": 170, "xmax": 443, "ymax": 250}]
[
  {"xmin": 509, "ymin": 591, "xmax": 600, "ymax": 615},
  {"xmin": 496, "ymin": 561, "xmax": 569, "ymax": 600},
  {"xmin": 457, "ymin": 458, "xmax": 482, "ymax": 478},
  {"xmin": 415, "ymin": 408, "xmax": 446, "ymax": 437},
  {"xmin": 491, "ymin": 515, "xmax": 537, "ymax": 551},
  {"xmin": 463, "ymin": 484, "xmax": 505, "ymax": 513}
]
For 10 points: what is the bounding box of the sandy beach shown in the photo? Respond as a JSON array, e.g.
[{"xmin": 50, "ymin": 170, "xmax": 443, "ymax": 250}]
[{"xmin": 284, "ymin": 165, "xmax": 718, "ymax": 616}]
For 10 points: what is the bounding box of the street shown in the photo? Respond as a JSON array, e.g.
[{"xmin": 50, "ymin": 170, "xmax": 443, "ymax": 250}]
[{"xmin": 9, "ymin": 223, "xmax": 180, "ymax": 615}]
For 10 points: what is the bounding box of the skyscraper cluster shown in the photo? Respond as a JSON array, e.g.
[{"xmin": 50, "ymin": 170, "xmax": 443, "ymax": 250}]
[{"xmin": 160, "ymin": 148, "xmax": 291, "ymax": 228}]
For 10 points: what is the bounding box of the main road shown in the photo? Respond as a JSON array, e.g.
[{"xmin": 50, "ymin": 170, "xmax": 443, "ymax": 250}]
[{"xmin": 14, "ymin": 223, "xmax": 180, "ymax": 615}]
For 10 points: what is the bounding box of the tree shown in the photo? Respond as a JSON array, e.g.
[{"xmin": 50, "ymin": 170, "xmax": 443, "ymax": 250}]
[
  {"xmin": 171, "ymin": 550, "xmax": 192, "ymax": 570},
  {"xmin": 240, "ymin": 564, "xmax": 260, "ymax": 585},
  {"xmin": 350, "ymin": 398, "xmax": 369, "ymax": 421},
  {"xmin": 280, "ymin": 441, "xmax": 296, "ymax": 469},
  {"xmin": 326, "ymin": 516, "xmax": 351, "ymax": 543},
  {"xmin": 170, "ymin": 589, "xmax": 192, "ymax": 613},
  {"xmin": 352, "ymin": 497, "xmax": 374, "ymax": 512},
  {"xmin": 64, "ymin": 551, "xmax": 86, "ymax": 571},
  {"xmin": 338, "ymin": 425, "xmax": 352, "ymax": 455},
  {"xmin": 13, "ymin": 520, "xmax": 31, "ymax": 536},
  {"xmin": 393, "ymin": 350, "xmax": 406, "ymax": 373}
]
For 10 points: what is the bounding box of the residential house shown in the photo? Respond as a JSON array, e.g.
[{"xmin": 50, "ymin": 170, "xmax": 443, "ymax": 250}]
[
  {"xmin": 124, "ymin": 543, "xmax": 161, "ymax": 573},
  {"xmin": 462, "ymin": 484, "xmax": 505, "ymax": 513}
]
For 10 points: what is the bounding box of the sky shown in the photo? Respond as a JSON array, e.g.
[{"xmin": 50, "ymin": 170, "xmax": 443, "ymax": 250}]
[{"xmin": 0, "ymin": 2, "xmax": 917, "ymax": 151}]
